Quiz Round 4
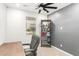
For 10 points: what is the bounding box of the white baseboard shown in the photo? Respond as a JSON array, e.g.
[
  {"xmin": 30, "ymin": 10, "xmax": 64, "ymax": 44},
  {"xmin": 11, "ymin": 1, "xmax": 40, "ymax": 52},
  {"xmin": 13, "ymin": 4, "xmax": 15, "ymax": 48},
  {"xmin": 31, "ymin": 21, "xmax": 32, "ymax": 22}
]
[
  {"xmin": 4, "ymin": 40, "xmax": 21, "ymax": 43},
  {"xmin": 51, "ymin": 45, "xmax": 73, "ymax": 56}
]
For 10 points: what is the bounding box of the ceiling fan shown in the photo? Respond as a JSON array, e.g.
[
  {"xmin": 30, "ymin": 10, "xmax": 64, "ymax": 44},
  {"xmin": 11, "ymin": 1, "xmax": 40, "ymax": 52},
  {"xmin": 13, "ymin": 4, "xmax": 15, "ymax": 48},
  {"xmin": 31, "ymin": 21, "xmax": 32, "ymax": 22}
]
[{"xmin": 36, "ymin": 3, "xmax": 58, "ymax": 13}]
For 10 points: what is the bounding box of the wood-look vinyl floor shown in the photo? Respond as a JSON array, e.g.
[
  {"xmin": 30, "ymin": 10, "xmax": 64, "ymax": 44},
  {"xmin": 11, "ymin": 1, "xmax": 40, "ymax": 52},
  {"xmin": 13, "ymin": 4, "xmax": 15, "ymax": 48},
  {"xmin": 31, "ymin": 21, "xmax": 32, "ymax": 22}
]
[
  {"xmin": 0, "ymin": 42, "xmax": 25, "ymax": 56},
  {"xmin": 37, "ymin": 47, "xmax": 69, "ymax": 56},
  {"xmin": 0, "ymin": 42, "xmax": 69, "ymax": 56}
]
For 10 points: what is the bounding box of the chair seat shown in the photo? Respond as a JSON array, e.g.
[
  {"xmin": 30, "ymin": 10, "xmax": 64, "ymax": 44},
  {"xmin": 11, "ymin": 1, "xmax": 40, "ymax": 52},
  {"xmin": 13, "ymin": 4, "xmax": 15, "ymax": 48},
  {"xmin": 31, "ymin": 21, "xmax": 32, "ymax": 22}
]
[
  {"xmin": 25, "ymin": 51, "xmax": 33, "ymax": 56},
  {"xmin": 24, "ymin": 49, "xmax": 34, "ymax": 52},
  {"xmin": 23, "ymin": 45, "xmax": 30, "ymax": 49}
]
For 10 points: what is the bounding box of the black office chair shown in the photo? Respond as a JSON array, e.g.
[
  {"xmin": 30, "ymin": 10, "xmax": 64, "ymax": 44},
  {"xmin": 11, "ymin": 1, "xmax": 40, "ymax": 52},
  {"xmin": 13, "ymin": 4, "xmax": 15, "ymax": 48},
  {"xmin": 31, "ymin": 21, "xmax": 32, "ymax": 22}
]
[{"xmin": 23, "ymin": 34, "xmax": 40, "ymax": 56}]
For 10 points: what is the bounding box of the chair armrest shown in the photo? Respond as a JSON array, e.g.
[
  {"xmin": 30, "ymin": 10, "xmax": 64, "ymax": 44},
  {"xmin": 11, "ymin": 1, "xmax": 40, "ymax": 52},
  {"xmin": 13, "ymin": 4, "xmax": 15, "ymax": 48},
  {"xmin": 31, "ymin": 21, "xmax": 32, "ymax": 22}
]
[
  {"xmin": 22, "ymin": 43, "xmax": 30, "ymax": 46},
  {"xmin": 24, "ymin": 49, "xmax": 34, "ymax": 52}
]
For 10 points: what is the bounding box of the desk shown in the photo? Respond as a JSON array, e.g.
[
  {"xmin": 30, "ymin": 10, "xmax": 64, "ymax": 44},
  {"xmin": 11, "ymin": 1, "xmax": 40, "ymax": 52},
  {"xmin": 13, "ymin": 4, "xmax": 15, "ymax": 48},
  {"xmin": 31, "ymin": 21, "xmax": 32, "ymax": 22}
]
[{"xmin": 0, "ymin": 41, "xmax": 25, "ymax": 56}]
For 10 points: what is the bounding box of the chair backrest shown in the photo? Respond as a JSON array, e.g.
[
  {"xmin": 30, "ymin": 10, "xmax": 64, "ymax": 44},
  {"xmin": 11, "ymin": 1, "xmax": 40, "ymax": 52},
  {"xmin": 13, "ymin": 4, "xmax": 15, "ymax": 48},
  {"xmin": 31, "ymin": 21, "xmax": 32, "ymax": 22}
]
[{"xmin": 30, "ymin": 34, "xmax": 40, "ymax": 51}]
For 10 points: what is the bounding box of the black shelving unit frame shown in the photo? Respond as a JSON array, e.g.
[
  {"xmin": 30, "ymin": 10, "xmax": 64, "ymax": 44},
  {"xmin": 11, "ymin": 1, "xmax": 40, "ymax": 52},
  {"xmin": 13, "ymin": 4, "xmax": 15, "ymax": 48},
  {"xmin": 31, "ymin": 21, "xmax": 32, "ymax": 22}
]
[{"xmin": 41, "ymin": 20, "xmax": 51, "ymax": 47}]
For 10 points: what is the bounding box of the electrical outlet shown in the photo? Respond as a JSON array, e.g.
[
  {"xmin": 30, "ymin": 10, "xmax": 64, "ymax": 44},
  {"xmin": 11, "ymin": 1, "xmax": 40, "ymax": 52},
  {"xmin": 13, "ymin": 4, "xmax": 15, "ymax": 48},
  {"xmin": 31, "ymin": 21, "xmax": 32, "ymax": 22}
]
[
  {"xmin": 60, "ymin": 26, "xmax": 63, "ymax": 30},
  {"xmin": 60, "ymin": 44, "xmax": 63, "ymax": 47}
]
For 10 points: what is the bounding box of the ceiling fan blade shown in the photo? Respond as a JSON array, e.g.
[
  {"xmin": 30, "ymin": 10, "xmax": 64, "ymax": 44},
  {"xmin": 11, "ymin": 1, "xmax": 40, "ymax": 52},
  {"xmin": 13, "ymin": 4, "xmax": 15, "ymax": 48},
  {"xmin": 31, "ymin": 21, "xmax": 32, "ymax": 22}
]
[
  {"xmin": 44, "ymin": 3, "xmax": 54, "ymax": 6},
  {"xmin": 43, "ymin": 8, "xmax": 49, "ymax": 13},
  {"xmin": 45, "ymin": 6, "xmax": 57, "ymax": 9},
  {"xmin": 38, "ymin": 9, "xmax": 41, "ymax": 14}
]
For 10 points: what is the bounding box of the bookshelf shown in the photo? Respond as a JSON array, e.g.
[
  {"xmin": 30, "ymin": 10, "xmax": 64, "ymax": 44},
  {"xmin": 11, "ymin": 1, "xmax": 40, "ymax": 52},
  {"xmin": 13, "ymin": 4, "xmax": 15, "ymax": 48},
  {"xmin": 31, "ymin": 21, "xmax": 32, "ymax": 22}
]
[{"xmin": 41, "ymin": 20, "xmax": 51, "ymax": 47}]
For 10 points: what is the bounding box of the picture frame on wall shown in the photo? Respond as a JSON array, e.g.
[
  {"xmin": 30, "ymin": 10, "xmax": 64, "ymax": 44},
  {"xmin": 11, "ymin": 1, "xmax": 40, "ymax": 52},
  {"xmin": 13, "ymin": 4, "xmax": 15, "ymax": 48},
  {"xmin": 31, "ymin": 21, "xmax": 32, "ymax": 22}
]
[{"xmin": 26, "ymin": 17, "xmax": 36, "ymax": 35}]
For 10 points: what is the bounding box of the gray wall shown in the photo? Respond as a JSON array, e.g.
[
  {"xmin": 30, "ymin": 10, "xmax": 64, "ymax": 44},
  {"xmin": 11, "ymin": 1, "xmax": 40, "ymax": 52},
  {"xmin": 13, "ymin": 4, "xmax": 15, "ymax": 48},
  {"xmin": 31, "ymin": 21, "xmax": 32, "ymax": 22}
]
[{"xmin": 49, "ymin": 3, "xmax": 79, "ymax": 56}]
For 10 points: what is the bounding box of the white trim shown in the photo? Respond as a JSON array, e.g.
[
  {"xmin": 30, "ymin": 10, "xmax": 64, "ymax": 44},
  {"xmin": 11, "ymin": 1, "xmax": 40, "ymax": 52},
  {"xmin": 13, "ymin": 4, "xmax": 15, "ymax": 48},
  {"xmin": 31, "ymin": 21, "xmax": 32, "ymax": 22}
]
[
  {"xmin": 0, "ymin": 42, "xmax": 4, "ymax": 46},
  {"xmin": 51, "ymin": 45, "xmax": 73, "ymax": 56}
]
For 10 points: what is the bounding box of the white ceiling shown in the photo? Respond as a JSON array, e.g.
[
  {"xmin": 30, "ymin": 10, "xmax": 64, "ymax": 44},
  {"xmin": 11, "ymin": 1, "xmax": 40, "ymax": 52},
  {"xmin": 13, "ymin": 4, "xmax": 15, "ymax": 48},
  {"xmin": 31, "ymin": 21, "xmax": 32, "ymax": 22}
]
[{"xmin": 5, "ymin": 3, "xmax": 71, "ymax": 15}]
